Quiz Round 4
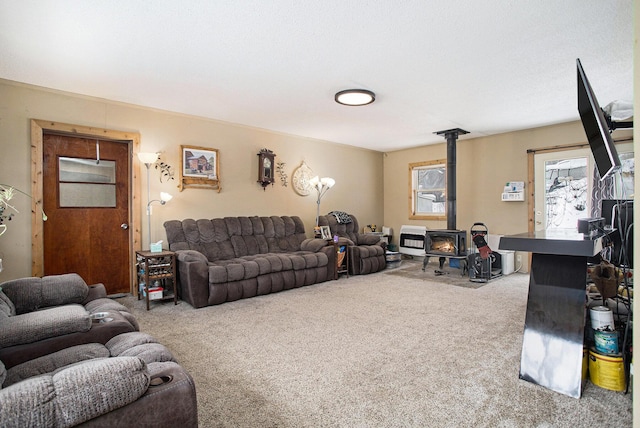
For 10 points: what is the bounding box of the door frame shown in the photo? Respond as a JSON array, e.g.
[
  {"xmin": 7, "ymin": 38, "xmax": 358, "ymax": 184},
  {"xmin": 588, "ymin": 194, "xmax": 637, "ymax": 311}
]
[
  {"xmin": 526, "ymin": 142, "xmax": 591, "ymax": 234},
  {"xmin": 526, "ymin": 137, "xmax": 634, "ymax": 234},
  {"xmin": 30, "ymin": 119, "xmax": 143, "ymax": 293}
]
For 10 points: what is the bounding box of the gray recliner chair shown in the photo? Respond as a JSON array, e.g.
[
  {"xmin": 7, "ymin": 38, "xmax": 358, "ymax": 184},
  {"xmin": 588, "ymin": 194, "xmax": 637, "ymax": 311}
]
[
  {"xmin": 0, "ymin": 273, "xmax": 139, "ymax": 369},
  {"xmin": 318, "ymin": 213, "xmax": 386, "ymax": 275}
]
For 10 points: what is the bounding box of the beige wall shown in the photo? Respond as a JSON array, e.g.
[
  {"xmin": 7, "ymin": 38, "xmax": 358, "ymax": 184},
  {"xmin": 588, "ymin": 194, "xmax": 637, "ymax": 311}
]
[
  {"xmin": 383, "ymin": 122, "xmax": 632, "ymax": 272},
  {"xmin": 0, "ymin": 80, "xmax": 384, "ymax": 282},
  {"xmin": 384, "ymin": 122, "xmax": 584, "ymax": 236}
]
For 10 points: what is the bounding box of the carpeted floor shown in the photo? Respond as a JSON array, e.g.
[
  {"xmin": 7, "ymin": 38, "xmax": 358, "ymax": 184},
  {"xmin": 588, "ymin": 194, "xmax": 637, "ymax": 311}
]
[{"xmin": 117, "ymin": 264, "xmax": 633, "ymax": 428}]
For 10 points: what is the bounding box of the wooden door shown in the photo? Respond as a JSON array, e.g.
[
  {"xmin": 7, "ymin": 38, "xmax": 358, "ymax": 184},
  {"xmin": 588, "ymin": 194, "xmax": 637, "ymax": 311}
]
[{"xmin": 43, "ymin": 133, "xmax": 131, "ymax": 294}]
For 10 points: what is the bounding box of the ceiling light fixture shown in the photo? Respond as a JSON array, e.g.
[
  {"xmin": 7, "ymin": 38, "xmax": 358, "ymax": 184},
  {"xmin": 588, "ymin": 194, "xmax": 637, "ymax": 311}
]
[{"xmin": 335, "ymin": 89, "xmax": 375, "ymax": 106}]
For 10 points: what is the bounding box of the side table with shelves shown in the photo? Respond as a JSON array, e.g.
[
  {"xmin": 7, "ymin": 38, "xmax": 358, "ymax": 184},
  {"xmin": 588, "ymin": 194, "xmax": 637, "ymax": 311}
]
[
  {"xmin": 334, "ymin": 242, "xmax": 349, "ymax": 279},
  {"xmin": 135, "ymin": 250, "xmax": 178, "ymax": 311}
]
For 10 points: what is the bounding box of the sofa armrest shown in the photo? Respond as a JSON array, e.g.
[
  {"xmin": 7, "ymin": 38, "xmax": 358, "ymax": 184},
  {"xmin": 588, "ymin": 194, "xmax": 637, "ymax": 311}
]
[
  {"xmin": 356, "ymin": 233, "xmax": 384, "ymax": 246},
  {"xmin": 300, "ymin": 238, "xmax": 331, "ymax": 252},
  {"xmin": 0, "ymin": 305, "xmax": 91, "ymax": 349},
  {"xmin": 175, "ymin": 250, "xmax": 210, "ymax": 309},
  {"xmin": 77, "ymin": 361, "xmax": 198, "ymax": 428},
  {"xmin": 83, "ymin": 283, "xmax": 107, "ymax": 304}
]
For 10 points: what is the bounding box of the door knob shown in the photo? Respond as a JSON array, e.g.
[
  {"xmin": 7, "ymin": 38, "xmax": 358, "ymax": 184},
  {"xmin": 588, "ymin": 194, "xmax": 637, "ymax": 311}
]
[{"xmin": 121, "ymin": 223, "xmax": 129, "ymax": 230}]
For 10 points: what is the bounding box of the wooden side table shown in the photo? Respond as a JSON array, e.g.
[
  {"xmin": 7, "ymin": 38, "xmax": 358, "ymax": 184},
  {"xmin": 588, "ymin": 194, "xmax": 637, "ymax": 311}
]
[{"xmin": 135, "ymin": 250, "xmax": 177, "ymax": 310}]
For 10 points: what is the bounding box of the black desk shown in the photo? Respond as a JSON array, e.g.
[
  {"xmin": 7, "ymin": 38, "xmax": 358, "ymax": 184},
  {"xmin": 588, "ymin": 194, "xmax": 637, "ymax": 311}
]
[{"xmin": 499, "ymin": 230, "xmax": 606, "ymax": 398}]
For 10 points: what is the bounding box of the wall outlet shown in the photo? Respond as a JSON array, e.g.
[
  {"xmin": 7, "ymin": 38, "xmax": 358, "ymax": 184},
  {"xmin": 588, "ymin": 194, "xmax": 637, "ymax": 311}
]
[{"xmin": 516, "ymin": 254, "xmax": 522, "ymax": 264}]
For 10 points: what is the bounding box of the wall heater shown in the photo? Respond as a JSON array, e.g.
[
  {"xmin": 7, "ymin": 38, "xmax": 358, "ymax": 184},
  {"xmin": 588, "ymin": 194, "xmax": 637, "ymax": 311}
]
[{"xmin": 399, "ymin": 225, "xmax": 427, "ymax": 257}]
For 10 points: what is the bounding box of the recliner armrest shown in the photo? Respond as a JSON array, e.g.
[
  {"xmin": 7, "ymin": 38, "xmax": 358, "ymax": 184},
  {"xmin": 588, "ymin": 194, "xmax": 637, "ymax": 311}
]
[
  {"xmin": 77, "ymin": 361, "xmax": 198, "ymax": 428},
  {"xmin": 357, "ymin": 234, "xmax": 384, "ymax": 246},
  {"xmin": 83, "ymin": 283, "xmax": 107, "ymax": 304},
  {"xmin": 0, "ymin": 304, "xmax": 91, "ymax": 348},
  {"xmin": 300, "ymin": 238, "xmax": 331, "ymax": 252}
]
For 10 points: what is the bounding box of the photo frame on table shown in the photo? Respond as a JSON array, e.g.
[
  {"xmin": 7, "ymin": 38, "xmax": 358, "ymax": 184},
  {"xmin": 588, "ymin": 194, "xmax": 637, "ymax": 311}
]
[
  {"xmin": 178, "ymin": 145, "xmax": 221, "ymax": 192},
  {"xmin": 320, "ymin": 226, "xmax": 332, "ymax": 240}
]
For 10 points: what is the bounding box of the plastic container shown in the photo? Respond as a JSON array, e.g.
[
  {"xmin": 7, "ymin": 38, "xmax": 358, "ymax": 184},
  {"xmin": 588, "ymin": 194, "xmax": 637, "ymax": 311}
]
[{"xmin": 496, "ymin": 250, "xmax": 514, "ymax": 275}]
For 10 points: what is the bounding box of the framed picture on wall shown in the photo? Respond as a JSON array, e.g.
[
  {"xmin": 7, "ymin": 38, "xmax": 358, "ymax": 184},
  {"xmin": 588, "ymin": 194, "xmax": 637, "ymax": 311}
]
[{"xmin": 179, "ymin": 145, "xmax": 221, "ymax": 192}]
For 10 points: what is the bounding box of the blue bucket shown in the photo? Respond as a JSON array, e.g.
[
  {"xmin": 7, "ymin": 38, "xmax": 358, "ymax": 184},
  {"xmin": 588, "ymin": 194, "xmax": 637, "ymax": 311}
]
[{"xmin": 594, "ymin": 330, "xmax": 619, "ymax": 355}]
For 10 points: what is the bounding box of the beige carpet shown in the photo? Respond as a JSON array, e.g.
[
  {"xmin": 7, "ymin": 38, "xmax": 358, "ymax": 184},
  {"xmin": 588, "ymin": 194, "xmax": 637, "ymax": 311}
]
[{"xmin": 117, "ymin": 263, "xmax": 632, "ymax": 427}]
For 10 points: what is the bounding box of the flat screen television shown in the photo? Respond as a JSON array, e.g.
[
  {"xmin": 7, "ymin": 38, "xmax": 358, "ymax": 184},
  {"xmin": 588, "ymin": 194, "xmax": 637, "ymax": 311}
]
[{"xmin": 576, "ymin": 58, "xmax": 621, "ymax": 181}]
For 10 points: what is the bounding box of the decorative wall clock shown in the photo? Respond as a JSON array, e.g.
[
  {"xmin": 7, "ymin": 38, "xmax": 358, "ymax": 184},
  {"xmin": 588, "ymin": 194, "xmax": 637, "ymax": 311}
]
[
  {"xmin": 292, "ymin": 161, "xmax": 313, "ymax": 196},
  {"xmin": 257, "ymin": 148, "xmax": 276, "ymax": 190}
]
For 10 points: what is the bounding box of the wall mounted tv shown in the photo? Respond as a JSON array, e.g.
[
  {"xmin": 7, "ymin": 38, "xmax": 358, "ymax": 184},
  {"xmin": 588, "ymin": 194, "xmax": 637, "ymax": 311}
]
[{"xmin": 576, "ymin": 58, "xmax": 621, "ymax": 181}]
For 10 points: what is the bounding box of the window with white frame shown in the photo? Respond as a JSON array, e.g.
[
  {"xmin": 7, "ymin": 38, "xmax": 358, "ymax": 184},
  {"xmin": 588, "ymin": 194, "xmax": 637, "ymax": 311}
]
[{"xmin": 409, "ymin": 160, "xmax": 446, "ymax": 220}]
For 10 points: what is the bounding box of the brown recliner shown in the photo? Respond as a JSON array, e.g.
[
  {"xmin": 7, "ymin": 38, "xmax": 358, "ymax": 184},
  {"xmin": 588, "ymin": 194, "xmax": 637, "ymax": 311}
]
[{"xmin": 318, "ymin": 213, "xmax": 386, "ymax": 275}]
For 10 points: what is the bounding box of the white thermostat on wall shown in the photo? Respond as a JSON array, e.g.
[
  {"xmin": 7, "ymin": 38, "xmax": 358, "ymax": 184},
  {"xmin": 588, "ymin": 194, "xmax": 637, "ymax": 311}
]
[{"xmin": 501, "ymin": 192, "xmax": 525, "ymax": 201}]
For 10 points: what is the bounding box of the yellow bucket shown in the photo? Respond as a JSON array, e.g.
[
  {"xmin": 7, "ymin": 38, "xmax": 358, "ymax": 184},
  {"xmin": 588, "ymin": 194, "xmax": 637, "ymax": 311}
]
[{"xmin": 589, "ymin": 349, "xmax": 625, "ymax": 391}]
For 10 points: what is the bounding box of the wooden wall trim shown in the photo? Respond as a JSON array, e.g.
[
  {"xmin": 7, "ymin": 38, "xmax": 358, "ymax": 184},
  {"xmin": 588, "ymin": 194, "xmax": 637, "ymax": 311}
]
[{"xmin": 30, "ymin": 119, "xmax": 142, "ymax": 293}]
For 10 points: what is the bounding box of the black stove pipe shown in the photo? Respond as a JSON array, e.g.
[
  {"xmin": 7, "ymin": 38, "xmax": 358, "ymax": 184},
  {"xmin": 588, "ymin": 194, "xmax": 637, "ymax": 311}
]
[{"xmin": 435, "ymin": 128, "xmax": 469, "ymax": 231}]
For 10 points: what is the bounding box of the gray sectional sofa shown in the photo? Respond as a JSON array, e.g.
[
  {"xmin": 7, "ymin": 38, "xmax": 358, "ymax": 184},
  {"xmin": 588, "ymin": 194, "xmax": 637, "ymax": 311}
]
[{"xmin": 164, "ymin": 216, "xmax": 335, "ymax": 308}]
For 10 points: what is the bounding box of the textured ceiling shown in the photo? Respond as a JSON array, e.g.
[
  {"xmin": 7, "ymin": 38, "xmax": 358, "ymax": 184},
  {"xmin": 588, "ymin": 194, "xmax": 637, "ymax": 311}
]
[{"xmin": 0, "ymin": 1, "xmax": 633, "ymax": 152}]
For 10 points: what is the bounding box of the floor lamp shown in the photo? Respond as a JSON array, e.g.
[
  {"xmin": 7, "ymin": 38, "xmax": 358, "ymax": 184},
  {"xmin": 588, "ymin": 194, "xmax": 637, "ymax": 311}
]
[
  {"xmin": 138, "ymin": 152, "xmax": 171, "ymax": 249},
  {"xmin": 309, "ymin": 176, "xmax": 335, "ymax": 226}
]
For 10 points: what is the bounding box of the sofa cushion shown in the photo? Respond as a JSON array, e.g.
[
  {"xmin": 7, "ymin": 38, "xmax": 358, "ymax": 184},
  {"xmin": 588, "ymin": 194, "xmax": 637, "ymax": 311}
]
[
  {"xmin": 207, "ymin": 251, "xmax": 329, "ymax": 285},
  {"xmin": 3, "ymin": 343, "xmax": 110, "ymax": 387},
  {"xmin": 0, "ymin": 304, "xmax": 91, "ymax": 348},
  {"xmin": 0, "ymin": 356, "xmax": 149, "ymax": 428}
]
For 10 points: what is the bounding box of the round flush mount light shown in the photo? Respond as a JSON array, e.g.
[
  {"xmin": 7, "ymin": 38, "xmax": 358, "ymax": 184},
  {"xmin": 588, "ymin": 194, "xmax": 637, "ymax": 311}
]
[{"xmin": 335, "ymin": 89, "xmax": 375, "ymax": 106}]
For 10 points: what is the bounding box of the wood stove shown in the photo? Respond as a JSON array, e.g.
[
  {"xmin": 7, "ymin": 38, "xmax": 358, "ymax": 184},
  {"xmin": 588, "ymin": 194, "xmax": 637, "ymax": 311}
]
[
  {"xmin": 424, "ymin": 230, "xmax": 467, "ymax": 257},
  {"xmin": 420, "ymin": 128, "xmax": 470, "ymax": 274}
]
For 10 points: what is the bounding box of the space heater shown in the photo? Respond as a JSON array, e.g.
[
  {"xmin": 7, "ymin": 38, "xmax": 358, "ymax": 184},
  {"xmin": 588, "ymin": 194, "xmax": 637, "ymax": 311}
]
[{"xmin": 399, "ymin": 225, "xmax": 427, "ymax": 256}]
